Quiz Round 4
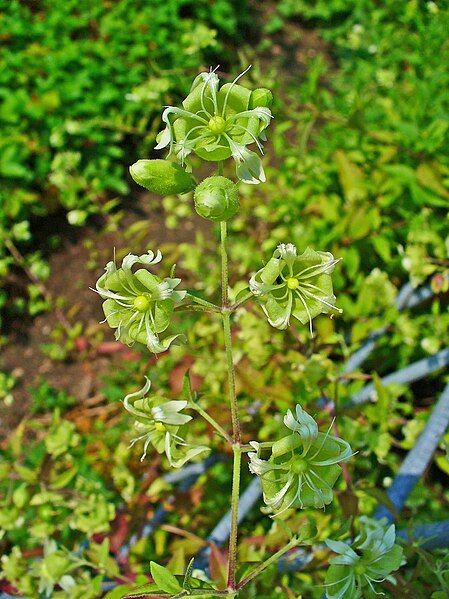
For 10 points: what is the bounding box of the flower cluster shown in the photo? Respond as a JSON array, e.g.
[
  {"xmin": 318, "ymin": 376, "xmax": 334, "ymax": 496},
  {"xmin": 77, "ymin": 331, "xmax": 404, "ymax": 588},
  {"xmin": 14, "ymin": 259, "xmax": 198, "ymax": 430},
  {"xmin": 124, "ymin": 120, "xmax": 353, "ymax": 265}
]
[
  {"xmin": 248, "ymin": 405, "xmax": 352, "ymax": 516},
  {"xmin": 325, "ymin": 517, "xmax": 404, "ymax": 598},
  {"xmin": 94, "ymin": 250, "xmax": 185, "ymax": 353},
  {"xmin": 154, "ymin": 66, "xmax": 273, "ymax": 184},
  {"xmin": 124, "ymin": 378, "xmax": 209, "ymax": 468},
  {"xmin": 249, "ymin": 243, "xmax": 341, "ymax": 334}
]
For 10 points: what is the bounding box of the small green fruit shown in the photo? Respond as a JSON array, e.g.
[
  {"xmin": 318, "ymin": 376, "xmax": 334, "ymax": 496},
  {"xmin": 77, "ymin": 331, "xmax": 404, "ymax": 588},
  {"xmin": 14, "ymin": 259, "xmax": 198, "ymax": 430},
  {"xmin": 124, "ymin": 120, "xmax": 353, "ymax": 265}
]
[
  {"xmin": 194, "ymin": 176, "xmax": 239, "ymax": 221},
  {"xmin": 129, "ymin": 159, "xmax": 196, "ymax": 196},
  {"xmin": 208, "ymin": 115, "xmax": 227, "ymax": 134}
]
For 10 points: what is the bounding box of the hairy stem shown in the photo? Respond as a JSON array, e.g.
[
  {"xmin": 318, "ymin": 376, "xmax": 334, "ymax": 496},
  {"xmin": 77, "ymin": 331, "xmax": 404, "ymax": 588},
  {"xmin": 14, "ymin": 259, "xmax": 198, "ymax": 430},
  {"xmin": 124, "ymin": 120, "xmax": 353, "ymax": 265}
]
[
  {"xmin": 222, "ymin": 310, "xmax": 241, "ymax": 442},
  {"xmin": 218, "ymin": 191, "xmax": 243, "ymax": 591},
  {"xmin": 220, "ymin": 221, "xmax": 229, "ymax": 307},
  {"xmin": 231, "ymin": 290, "xmax": 253, "ymax": 311},
  {"xmin": 175, "ymin": 304, "xmax": 218, "ymax": 313},
  {"xmin": 236, "ymin": 537, "xmax": 299, "ymax": 590},
  {"xmin": 227, "ymin": 444, "xmax": 242, "ymax": 590},
  {"xmin": 185, "ymin": 292, "xmax": 221, "ymax": 312}
]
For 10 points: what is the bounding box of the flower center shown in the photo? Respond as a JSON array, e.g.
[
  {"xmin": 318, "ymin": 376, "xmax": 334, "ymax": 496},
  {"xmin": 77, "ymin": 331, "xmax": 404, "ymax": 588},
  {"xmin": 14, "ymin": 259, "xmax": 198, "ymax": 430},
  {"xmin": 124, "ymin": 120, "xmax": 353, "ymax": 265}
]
[
  {"xmin": 291, "ymin": 458, "xmax": 308, "ymax": 474},
  {"xmin": 286, "ymin": 277, "xmax": 300, "ymax": 290},
  {"xmin": 154, "ymin": 422, "xmax": 165, "ymax": 432},
  {"xmin": 133, "ymin": 295, "xmax": 150, "ymax": 312},
  {"xmin": 208, "ymin": 115, "xmax": 227, "ymax": 135},
  {"xmin": 354, "ymin": 561, "xmax": 366, "ymax": 576}
]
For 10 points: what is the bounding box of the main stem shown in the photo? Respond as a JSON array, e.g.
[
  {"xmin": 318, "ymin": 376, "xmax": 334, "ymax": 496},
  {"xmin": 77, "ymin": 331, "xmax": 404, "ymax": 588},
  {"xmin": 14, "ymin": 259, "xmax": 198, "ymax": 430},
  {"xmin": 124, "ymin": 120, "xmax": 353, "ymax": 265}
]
[
  {"xmin": 219, "ymin": 183, "xmax": 242, "ymax": 590},
  {"xmin": 227, "ymin": 444, "xmax": 242, "ymax": 590}
]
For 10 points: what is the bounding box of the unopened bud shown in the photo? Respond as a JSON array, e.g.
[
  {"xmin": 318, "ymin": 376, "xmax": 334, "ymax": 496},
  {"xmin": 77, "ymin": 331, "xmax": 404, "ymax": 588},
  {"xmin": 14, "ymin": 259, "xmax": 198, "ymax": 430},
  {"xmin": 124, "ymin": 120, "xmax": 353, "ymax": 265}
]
[
  {"xmin": 194, "ymin": 176, "xmax": 239, "ymax": 221},
  {"xmin": 130, "ymin": 159, "xmax": 196, "ymax": 196},
  {"xmin": 250, "ymin": 88, "xmax": 273, "ymax": 109}
]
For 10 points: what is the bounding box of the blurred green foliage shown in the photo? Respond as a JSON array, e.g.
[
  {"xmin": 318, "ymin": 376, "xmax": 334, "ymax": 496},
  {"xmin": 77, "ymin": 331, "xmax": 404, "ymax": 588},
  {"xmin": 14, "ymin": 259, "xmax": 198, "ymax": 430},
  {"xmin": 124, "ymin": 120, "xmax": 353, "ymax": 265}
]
[
  {"xmin": 1, "ymin": 0, "xmax": 449, "ymax": 597},
  {"xmin": 0, "ymin": 0, "xmax": 248, "ymax": 318}
]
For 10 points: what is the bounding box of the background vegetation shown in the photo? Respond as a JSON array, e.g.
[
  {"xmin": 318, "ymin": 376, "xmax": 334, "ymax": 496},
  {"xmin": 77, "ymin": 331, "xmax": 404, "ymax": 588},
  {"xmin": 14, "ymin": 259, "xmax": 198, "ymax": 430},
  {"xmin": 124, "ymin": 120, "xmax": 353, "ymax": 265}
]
[{"xmin": 1, "ymin": 0, "xmax": 448, "ymax": 597}]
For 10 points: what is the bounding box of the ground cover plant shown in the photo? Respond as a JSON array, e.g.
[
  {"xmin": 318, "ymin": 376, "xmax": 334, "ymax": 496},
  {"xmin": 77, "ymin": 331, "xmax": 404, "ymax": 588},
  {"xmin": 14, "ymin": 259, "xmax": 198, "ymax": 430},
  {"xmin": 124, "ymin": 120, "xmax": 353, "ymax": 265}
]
[
  {"xmin": 0, "ymin": 0, "xmax": 248, "ymax": 324},
  {"xmin": 1, "ymin": 0, "xmax": 449, "ymax": 597}
]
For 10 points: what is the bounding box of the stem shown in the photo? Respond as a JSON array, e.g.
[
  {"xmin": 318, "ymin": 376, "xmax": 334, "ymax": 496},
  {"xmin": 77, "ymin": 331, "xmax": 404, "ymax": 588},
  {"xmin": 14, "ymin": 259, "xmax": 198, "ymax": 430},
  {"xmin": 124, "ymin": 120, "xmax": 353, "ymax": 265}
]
[
  {"xmin": 227, "ymin": 444, "xmax": 242, "ymax": 590},
  {"xmin": 175, "ymin": 304, "xmax": 219, "ymax": 313},
  {"xmin": 186, "ymin": 292, "xmax": 221, "ymax": 312},
  {"xmin": 230, "ymin": 290, "xmax": 253, "ymax": 311},
  {"xmin": 218, "ymin": 184, "xmax": 243, "ymax": 591},
  {"xmin": 222, "ymin": 310, "xmax": 240, "ymax": 442},
  {"xmin": 236, "ymin": 537, "xmax": 299, "ymax": 590},
  {"xmin": 220, "ymin": 222, "xmax": 229, "ymax": 307},
  {"xmin": 190, "ymin": 402, "xmax": 233, "ymax": 444}
]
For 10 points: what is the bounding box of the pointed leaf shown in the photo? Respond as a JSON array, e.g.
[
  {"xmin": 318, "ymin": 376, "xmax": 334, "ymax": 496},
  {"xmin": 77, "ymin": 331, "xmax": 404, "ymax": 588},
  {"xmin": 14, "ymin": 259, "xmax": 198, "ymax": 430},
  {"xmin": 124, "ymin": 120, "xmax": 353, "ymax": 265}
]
[{"xmin": 150, "ymin": 562, "xmax": 182, "ymax": 594}]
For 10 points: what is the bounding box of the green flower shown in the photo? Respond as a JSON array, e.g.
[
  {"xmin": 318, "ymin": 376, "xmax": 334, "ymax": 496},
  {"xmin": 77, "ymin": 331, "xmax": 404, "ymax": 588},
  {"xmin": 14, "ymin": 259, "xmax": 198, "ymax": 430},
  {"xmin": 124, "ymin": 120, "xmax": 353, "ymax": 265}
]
[
  {"xmin": 31, "ymin": 539, "xmax": 75, "ymax": 598},
  {"xmin": 248, "ymin": 405, "xmax": 352, "ymax": 516},
  {"xmin": 124, "ymin": 378, "xmax": 209, "ymax": 468},
  {"xmin": 325, "ymin": 517, "xmax": 404, "ymax": 598},
  {"xmin": 69, "ymin": 493, "xmax": 115, "ymax": 535},
  {"xmin": 94, "ymin": 250, "xmax": 186, "ymax": 353},
  {"xmin": 155, "ymin": 66, "xmax": 273, "ymax": 184},
  {"xmin": 249, "ymin": 243, "xmax": 341, "ymax": 334}
]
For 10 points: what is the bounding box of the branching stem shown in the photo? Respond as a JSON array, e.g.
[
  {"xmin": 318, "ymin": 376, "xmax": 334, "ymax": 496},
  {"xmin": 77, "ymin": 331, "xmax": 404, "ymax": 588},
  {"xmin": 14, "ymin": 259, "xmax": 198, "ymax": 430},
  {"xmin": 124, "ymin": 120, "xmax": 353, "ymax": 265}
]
[
  {"xmin": 236, "ymin": 537, "xmax": 299, "ymax": 590},
  {"xmin": 189, "ymin": 402, "xmax": 233, "ymax": 444},
  {"xmin": 185, "ymin": 292, "xmax": 221, "ymax": 312},
  {"xmin": 230, "ymin": 290, "xmax": 253, "ymax": 311}
]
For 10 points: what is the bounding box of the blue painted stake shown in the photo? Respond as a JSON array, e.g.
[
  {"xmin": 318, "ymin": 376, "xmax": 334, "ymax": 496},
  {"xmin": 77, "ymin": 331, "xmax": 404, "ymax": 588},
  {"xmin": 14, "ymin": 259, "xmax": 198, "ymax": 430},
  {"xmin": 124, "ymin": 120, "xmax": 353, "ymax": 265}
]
[
  {"xmin": 347, "ymin": 347, "xmax": 449, "ymax": 407},
  {"xmin": 375, "ymin": 382, "xmax": 449, "ymax": 521}
]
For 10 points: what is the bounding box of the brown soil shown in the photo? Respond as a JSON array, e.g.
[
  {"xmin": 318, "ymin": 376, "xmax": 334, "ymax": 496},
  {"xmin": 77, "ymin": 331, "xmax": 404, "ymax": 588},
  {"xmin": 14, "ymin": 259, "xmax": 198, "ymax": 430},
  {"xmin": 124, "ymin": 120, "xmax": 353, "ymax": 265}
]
[{"xmin": 0, "ymin": 192, "xmax": 210, "ymax": 440}]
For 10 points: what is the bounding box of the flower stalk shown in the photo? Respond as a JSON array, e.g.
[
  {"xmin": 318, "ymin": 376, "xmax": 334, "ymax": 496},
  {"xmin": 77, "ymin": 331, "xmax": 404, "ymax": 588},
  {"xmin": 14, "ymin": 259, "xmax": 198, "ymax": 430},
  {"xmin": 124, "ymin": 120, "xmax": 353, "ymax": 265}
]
[
  {"xmin": 219, "ymin": 203, "xmax": 243, "ymax": 590},
  {"xmin": 236, "ymin": 536, "xmax": 299, "ymax": 590},
  {"xmin": 98, "ymin": 66, "xmax": 361, "ymax": 598}
]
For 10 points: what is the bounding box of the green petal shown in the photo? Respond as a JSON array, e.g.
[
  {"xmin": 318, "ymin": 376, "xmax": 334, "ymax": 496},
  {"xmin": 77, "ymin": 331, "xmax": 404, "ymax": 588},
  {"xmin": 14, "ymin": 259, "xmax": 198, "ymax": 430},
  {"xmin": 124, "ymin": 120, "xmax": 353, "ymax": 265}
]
[
  {"xmin": 195, "ymin": 144, "xmax": 232, "ymax": 162},
  {"xmin": 264, "ymin": 295, "xmax": 291, "ymax": 329},
  {"xmin": 153, "ymin": 300, "xmax": 174, "ymax": 333},
  {"xmin": 271, "ymin": 433, "xmax": 303, "ymax": 458},
  {"xmin": 325, "ymin": 564, "xmax": 358, "ymax": 599},
  {"xmin": 260, "ymin": 256, "xmax": 282, "ymax": 285},
  {"xmin": 366, "ymin": 545, "xmax": 403, "ymax": 577},
  {"xmin": 217, "ymin": 82, "xmax": 251, "ymax": 116},
  {"xmin": 102, "ymin": 299, "xmax": 131, "ymax": 328},
  {"xmin": 183, "ymin": 78, "xmax": 216, "ymax": 115},
  {"xmin": 133, "ymin": 269, "xmax": 161, "ymax": 293},
  {"xmin": 299, "ymin": 463, "xmax": 341, "ymax": 507},
  {"xmin": 233, "ymin": 145, "xmax": 266, "ymax": 184},
  {"xmin": 102, "ymin": 269, "xmax": 127, "ymax": 293}
]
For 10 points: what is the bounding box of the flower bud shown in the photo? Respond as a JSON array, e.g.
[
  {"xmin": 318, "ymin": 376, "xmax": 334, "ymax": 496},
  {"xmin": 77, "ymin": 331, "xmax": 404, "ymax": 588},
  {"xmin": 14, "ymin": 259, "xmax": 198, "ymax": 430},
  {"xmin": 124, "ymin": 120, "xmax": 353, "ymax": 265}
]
[
  {"xmin": 129, "ymin": 159, "xmax": 196, "ymax": 196},
  {"xmin": 250, "ymin": 88, "xmax": 273, "ymax": 109},
  {"xmin": 194, "ymin": 176, "xmax": 239, "ymax": 221}
]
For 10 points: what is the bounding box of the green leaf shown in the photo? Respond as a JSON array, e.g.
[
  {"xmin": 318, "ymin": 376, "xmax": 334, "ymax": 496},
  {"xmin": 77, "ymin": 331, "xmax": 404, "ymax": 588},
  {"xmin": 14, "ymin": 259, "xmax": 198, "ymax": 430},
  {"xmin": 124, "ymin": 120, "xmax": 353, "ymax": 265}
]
[
  {"xmin": 334, "ymin": 149, "xmax": 367, "ymax": 203},
  {"xmin": 416, "ymin": 163, "xmax": 449, "ymax": 199},
  {"xmin": 182, "ymin": 370, "xmax": 194, "ymax": 402},
  {"xmin": 150, "ymin": 561, "xmax": 182, "ymax": 594},
  {"xmin": 182, "ymin": 557, "xmax": 195, "ymax": 590},
  {"xmin": 371, "ymin": 236, "xmax": 392, "ymax": 262}
]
